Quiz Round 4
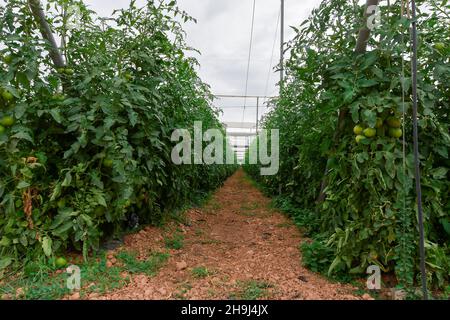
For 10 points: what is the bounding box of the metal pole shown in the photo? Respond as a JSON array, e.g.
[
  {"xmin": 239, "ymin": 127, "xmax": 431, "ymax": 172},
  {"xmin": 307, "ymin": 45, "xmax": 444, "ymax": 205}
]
[
  {"xmin": 280, "ymin": 0, "xmax": 284, "ymax": 88},
  {"xmin": 410, "ymin": 0, "xmax": 428, "ymax": 300},
  {"xmin": 256, "ymin": 97, "xmax": 259, "ymax": 134}
]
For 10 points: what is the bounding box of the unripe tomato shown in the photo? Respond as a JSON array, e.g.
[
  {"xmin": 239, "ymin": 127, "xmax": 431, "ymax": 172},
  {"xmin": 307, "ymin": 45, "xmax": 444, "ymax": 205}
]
[
  {"xmin": 387, "ymin": 117, "xmax": 401, "ymax": 128},
  {"xmin": 55, "ymin": 257, "xmax": 67, "ymax": 268},
  {"xmin": 389, "ymin": 128, "xmax": 402, "ymax": 138},
  {"xmin": 434, "ymin": 42, "xmax": 445, "ymax": 51},
  {"xmin": 0, "ymin": 116, "xmax": 14, "ymax": 127},
  {"xmin": 355, "ymin": 135, "xmax": 366, "ymax": 144},
  {"xmin": 65, "ymin": 68, "xmax": 74, "ymax": 75},
  {"xmin": 363, "ymin": 128, "xmax": 376, "ymax": 138},
  {"xmin": 353, "ymin": 125, "xmax": 363, "ymax": 135},
  {"xmin": 3, "ymin": 55, "xmax": 13, "ymax": 64},
  {"xmin": 103, "ymin": 158, "xmax": 113, "ymax": 168},
  {"xmin": 1, "ymin": 89, "xmax": 14, "ymax": 102}
]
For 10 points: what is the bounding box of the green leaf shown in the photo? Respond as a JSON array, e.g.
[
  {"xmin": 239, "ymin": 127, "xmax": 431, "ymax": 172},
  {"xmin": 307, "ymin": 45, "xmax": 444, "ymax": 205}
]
[
  {"xmin": 384, "ymin": 152, "xmax": 396, "ymax": 179},
  {"xmin": 0, "ymin": 236, "xmax": 11, "ymax": 247},
  {"xmin": 431, "ymin": 167, "xmax": 448, "ymax": 179},
  {"xmin": 80, "ymin": 214, "xmax": 93, "ymax": 227},
  {"xmin": 328, "ymin": 256, "xmax": 341, "ymax": 276},
  {"xmin": 350, "ymin": 103, "xmax": 360, "ymax": 123},
  {"xmin": 42, "ymin": 236, "xmax": 52, "ymax": 257},
  {"xmin": 17, "ymin": 181, "xmax": 30, "ymax": 189},
  {"xmin": 343, "ymin": 89, "xmax": 354, "ymax": 103},
  {"xmin": 0, "ymin": 257, "xmax": 12, "ymax": 270},
  {"xmin": 93, "ymin": 192, "xmax": 107, "ymax": 207},
  {"xmin": 11, "ymin": 131, "xmax": 34, "ymax": 143},
  {"xmin": 50, "ymin": 108, "xmax": 63, "ymax": 123},
  {"xmin": 50, "ymin": 208, "xmax": 77, "ymax": 229},
  {"xmin": 61, "ymin": 172, "xmax": 72, "ymax": 187},
  {"xmin": 128, "ymin": 110, "xmax": 138, "ymax": 127},
  {"xmin": 50, "ymin": 183, "xmax": 62, "ymax": 201},
  {"xmin": 15, "ymin": 103, "xmax": 27, "ymax": 119},
  {"xmin": 358, "ymin": 79, "xmax": 378, "ymax": 87},
  {"xmin": 362, "ymin": 109, "xmax": 377, "ymax": 128},
  {"xmin": 361, "ymin": 51, "xmax": 378, "ymax": 69},
  {"xmin": 52, "ymin": 221, "xmax": 74, "ymax": 238},
  {"xmin": 20, "ymin": 235, "xmax": 28, "ymax": 247}
]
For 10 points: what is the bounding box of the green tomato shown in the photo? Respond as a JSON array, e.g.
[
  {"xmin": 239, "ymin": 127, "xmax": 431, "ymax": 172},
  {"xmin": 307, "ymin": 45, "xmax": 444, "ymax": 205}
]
[
  {"xmin": 1, "ymin": 90, "xmax": 14, "ymax": 102},
  {"xmin": 64, "ymin": 68, "xmax": 74, "ymax": 75},
  {"xmin": 103, "ymin": 158, "xmax": 113, "ymax": 168},
  {"xmin": 387, "ymin": 117, "xmax": 401, "ymax": 128},
  {"xmin": 124, "ymin": 73, "xmax": 133, "ymax": 81},
  {"xmin": 355, "ymin": 135, "xmax": 366, "ymax": 144},
  {"xmin": 434, "ymin": 42, "xmax": 445, "ymax": 51},
  {"xmin": 389, "ymin": 128, "xmax": 403, "ymax": 139},
  {"xmin": 0, "ymin": 116, "xmax": 14, "ymax": 127},
  {"xmin": 363, "ymin": 128, "xmax": 377, "ymax": 138},
  {"xmin": 353, "ymin": 125, "xmax": 364, "ymax": 135},
  {"xmin": 3, "ymin": 55, "xmax": 13, "ymax": 64},
  {"xmin": 55, "ymin": 257, "xmax": 67, "ymax": 268},
  {"xmin": 52, "ymin": 93, "xmax": 65, "ymax": 101},
  {"xmin": 94, "ymin": 206, "xmax": 106, "ymax": 215},
  {"xmin": 0, "ymin": 125, "xmax": 5, "ymax": 134}
]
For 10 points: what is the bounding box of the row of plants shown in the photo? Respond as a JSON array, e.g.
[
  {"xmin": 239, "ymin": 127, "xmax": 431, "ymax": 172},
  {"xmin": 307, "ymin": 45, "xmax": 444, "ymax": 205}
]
[
  {"xmin": 0, "ymin": 0, "xmax": 236, "ymax": 275},
  {"xmin": 245, "ymin": 0, "xmax": 449, "ymax": 292}
]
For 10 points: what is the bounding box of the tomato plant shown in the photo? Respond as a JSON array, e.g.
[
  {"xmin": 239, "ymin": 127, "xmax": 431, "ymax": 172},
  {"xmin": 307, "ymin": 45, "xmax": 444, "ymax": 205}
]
[
  {"xmin": 245, "ymin": 0, "xmax": 449, "ymax": 289},
  {"xmin": 0, "ymin": 0, "xmax": 236, "ymax": 271}
]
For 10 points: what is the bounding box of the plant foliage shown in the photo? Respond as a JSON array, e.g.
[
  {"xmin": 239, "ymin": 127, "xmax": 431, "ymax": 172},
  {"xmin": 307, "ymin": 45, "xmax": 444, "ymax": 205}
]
[
  {"xmin": 0, "ymin": 0, "xmax": 236, "ymax": 271},
  {"xmin": 245, "ymin": 0, "xmax": 449, "ymax": 289}
]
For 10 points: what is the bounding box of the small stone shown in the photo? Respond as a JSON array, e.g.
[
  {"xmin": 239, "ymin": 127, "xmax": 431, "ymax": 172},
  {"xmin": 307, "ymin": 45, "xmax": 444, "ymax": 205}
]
[
  {"xmin": 393, "ymin": 289, "xmax": 407, "ymax": 300},
  {"xmin": 107, "ymin": 254, "xmax": 114, "ymax": 260},
  {"xmin": 176, "ymin": 261, "xmax": 188, "ymax": 271},
  {"xmin": 110, "ymin": 257, "xmax": 117, "ymax": 264},
  {"xmin": 1, "ymin": 294, "xmax": 11, "ymax": 300},
  {"xmin": 15, "ymin": 288, "xmax": 24, "ymax": 298},
  {"xmin": 362, "ymin": 293, "xmax": 374, "ymax": 300},
  {"xmin": 298, "ymin": 275, "xmax": 308, "ymax": 282},
  {"xmin": 144, "ymin": 289, "xmax": 153, "ymax": 296},
  {"xmin": 70, "ymin": 292, "xmax": 80, "ymax": 300},
  {"xmin": 158, "ymin": 288, "xmax": 167, "ymax": 296},
  {"xmin": 106, "ymin": 261, "xmax": 113, "ymax": 268}
]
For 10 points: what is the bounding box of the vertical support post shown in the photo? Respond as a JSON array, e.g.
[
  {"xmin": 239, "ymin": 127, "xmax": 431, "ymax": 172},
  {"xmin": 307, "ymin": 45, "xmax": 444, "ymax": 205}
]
[
  {"xmin": 28, "ymin": 0, "xmax": 66, "ymax": 68},
  {"xmin": 410, "ymin": 0, "xmax": 428, "ymax": 300},
  {"xmin": 256, "ymin": 97, "xmax": 260, "ymax": 134},
  {"xmin": 280, "ymin": 0, "xmax": 285, "ymax": 88}
]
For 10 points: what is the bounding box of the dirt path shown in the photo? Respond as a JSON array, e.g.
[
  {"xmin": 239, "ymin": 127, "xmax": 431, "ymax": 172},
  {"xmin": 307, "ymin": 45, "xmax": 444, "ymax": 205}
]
[{"xmin": 88, "ymin": 170, "xmax": 360, "ymax": 300}]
